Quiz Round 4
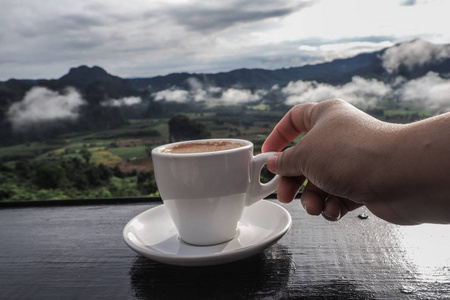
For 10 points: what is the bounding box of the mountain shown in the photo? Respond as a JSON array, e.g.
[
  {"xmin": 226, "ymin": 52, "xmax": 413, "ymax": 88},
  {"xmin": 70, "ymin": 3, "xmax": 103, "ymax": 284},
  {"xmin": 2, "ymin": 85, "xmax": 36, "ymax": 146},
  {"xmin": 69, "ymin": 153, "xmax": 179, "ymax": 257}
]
[
  {"xmin": 60, "ymin": 65, "xmax": 113, "ymax": 85},
  {"xmin": 58, "ymin": 65, "xmax": 139, "ymax": 98},
  {"xmin": 1, "ymin": 39, "xmax": 449, "ymax": 146},
  {"xmin": 2, "ymin": 39, "xmax": 450, "ymax": 101}
]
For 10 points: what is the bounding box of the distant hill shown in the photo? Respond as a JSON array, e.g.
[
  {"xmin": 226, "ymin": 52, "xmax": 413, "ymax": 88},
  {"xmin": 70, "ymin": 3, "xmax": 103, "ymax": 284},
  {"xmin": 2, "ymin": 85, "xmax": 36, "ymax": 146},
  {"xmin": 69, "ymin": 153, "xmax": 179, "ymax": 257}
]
[
  {"xmin": 2, "ymin": 39, "xmax": 450, "ymax": 101},
  {"xmin": 59, "ymin": 65, "xmax": 138, "ymax": 98},
  {"xmin": 128, "ymin": 50, "xmax": 386, "ymax": 90}
]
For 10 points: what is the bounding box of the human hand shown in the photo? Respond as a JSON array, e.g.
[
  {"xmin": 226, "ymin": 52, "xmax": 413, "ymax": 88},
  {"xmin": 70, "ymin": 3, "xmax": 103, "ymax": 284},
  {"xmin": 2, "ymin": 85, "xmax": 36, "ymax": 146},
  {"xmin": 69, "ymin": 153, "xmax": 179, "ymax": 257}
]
[{"xmin": 263, "ymin": 99, "xmax": 450, "ymax": 225}]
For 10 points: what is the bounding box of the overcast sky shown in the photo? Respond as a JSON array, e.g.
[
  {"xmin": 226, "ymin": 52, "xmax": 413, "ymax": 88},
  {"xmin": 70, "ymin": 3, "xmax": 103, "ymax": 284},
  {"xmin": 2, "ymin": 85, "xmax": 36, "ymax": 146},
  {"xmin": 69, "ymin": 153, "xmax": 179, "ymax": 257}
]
[{"xmin": 1, "ymin": 0, "xmax": 449, "ymax": 80}]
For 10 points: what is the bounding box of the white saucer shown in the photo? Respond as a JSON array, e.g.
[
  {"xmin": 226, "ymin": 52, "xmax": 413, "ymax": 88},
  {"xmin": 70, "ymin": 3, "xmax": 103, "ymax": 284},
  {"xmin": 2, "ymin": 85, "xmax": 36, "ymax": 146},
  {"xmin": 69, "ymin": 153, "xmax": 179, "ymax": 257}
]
[{"xmin": 123, "ymin": 200, "xmax": 292, "ymax": 266}]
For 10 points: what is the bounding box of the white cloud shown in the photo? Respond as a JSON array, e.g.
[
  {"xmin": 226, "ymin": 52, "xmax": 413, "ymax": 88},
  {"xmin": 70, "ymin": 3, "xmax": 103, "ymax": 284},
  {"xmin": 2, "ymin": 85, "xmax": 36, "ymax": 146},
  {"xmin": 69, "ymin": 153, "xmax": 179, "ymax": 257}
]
[
  {"xmin": 381, "ymin": 39, "xmax": 450, "ymax": 73},
  {"xmin": 283, "ymin": 76, "xmax": 392, "ymax": 107},
  {"xmin": 101, "ymin": 96, "xmax": 142, "ymax": 107},
  {"xmin": 7, "ymin": 87, "xmax": 86, "ymax": 130},
  {"xmin": 152, "ymin": 77, "xmax": 265, "ymax": 104},
  {"xmin": 319, "ymin": 41, "xmax": 394, "ymax": 55},
  {"xmin": 186, "ymin": 77, "xmax": 209, "ymax": 102},
  {"xmin": 154, "ymin": 89, "xmax": 189, "ymax": 103},
  {"xmin": 397, "ymin": 72, "xmax": 450, "ymax": 112},
  {"xmin": 282, "ymin": 72, "xmax": 450, "ymax": 112},
  {"xmin": 153, "ymin": 73, "xmax": 450, "ymax": 112},
  {"xmin": 0, "ymin": 0, "xmax": 314, "ymax": 80},
  {"xmin": 1, "ymin": 0, "xmax": 450, "ymax": 80},
  {"xmin": 282, "ymin": 80, "xmax": 315, "ymax": 96},
  {"xmin": 208, "ymin": 86, "xmax": 222, "ymax": 93},
  {"xmin": 219, "ymin": 88, "xmax": 265, "ymax": 104},
  {"xmin": 298, "ymin": 45, "xmax": 318, "ymax": 51},
  {"xmin": 186, "ymin": 77, "xmax": 203, "ymax": 90}
]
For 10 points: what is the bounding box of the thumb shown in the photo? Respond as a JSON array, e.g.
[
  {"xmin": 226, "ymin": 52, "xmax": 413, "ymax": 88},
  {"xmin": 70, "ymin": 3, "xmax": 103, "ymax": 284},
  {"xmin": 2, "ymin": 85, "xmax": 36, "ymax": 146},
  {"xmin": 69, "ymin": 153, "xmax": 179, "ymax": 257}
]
[{"xmin": 266, "ymin": 146, "xmax": 304, "ymax": 177}]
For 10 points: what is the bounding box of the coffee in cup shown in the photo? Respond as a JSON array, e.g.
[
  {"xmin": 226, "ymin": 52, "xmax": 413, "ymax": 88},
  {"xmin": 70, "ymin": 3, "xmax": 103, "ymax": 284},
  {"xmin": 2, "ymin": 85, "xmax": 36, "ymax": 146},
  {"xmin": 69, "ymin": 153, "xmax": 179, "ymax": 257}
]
[{"xmin": 159, "ymin": 139, "xmax": 247, "ymax": 154}]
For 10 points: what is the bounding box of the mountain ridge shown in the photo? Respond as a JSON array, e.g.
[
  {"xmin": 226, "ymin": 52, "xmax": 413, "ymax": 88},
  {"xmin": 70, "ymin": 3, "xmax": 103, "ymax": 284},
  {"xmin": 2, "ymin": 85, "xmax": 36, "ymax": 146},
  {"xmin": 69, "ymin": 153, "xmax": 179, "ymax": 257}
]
[
  {"xmin": 126, "ymin": 49, "xmax": 387, "ymax": 90},
  {"xmin": 2, "ymin": 39, "xmax": 450, "ymax": 99}
]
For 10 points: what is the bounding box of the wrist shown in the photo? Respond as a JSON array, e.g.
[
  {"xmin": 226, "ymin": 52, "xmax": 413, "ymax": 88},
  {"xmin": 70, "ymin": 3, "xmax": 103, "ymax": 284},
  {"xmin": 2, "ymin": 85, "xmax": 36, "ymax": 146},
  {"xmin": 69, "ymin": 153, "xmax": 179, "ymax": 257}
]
[{"xmin": 370, "ymin": 115, "xmax": 450, "ymax": 223}]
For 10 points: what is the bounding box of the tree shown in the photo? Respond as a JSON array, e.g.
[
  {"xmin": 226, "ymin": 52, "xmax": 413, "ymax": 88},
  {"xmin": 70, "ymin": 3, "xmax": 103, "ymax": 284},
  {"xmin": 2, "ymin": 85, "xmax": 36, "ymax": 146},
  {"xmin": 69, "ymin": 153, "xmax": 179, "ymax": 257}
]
[
  {"xmin": 80, "ymin": 149, "xmax": 92, "ymax": 164},
  {"xmin": 168, "ymin": 114, "xmax": 211, "ymax": 142},
  {"xmin": 15, "ymin": 159, "xmax": 32, "ymax": 179},
  {"xmin": 97, "ymin": 163, "xmax": 113, "ymax": 182},
  {"xmin": 34, "ymin": 163, "xmax": 67, "ymax": 189},
  {"xmin": 137, "ymin": 171, "xmax": 158, "ymax": 194}
]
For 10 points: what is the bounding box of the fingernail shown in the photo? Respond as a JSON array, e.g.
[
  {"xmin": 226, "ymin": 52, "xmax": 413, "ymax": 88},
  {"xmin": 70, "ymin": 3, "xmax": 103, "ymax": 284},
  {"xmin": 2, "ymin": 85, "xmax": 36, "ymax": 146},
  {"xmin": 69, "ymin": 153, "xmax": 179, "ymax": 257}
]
[
  {"xmin": 323, "ymin": 209, "xmax": 341, "ymax": 221},
  {"xmin": 267, "ymin": 153, "xmax": 279, "ymax": 173},
  {"xmin": 301, "ymin": 200, "xmax": 306, "ymax": 210}
]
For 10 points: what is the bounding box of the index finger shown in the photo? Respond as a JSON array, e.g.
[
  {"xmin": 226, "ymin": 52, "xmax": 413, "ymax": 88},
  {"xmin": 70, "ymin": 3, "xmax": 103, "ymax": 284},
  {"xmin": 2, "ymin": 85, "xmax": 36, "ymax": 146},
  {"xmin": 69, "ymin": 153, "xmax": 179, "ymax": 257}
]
[{"xmin": 262, "ymin": 103, "xmax": 316, "ymax": 152}]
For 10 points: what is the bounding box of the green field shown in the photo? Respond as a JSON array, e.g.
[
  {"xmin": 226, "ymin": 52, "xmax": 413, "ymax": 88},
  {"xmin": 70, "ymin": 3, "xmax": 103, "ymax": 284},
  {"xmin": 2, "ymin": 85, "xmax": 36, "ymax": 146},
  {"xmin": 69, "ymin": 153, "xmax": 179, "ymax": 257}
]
[
  {"xmin": 0, "ymin": 102, "xmax": 434, "ymax": 202},
  {"xmin": 0, "ymin": 107, "xmax": 285, "ymax": 202}
]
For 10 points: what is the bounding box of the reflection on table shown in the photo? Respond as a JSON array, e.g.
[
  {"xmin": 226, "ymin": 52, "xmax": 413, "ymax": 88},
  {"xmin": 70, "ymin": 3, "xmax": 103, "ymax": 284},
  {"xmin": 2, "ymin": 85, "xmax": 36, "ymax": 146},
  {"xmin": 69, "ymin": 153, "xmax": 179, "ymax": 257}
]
[{"xmin": 0, "ymin": 199, "xmax": 449, "ymax": 299}]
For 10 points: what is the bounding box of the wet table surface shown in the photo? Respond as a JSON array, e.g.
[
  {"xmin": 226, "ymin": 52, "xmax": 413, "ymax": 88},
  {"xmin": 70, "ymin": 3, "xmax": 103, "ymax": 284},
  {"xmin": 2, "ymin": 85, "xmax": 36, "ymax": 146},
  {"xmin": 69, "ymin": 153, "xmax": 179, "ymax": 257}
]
[{"xmin": 1, "ymin": 198, "xmax": 449, "ymax": 299}]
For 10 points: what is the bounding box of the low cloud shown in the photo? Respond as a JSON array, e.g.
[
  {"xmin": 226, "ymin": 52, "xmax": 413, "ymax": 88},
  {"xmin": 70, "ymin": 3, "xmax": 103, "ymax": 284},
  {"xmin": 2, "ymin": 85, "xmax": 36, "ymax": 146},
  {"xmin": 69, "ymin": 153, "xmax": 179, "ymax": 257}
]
[
  {"xmin": 152, "ymin": 69, "xmax": 450, "ymax": 112},
  {"xmin": 152, "ymin": 73, "xmax": 450, "ymax": 112},
  {"xmin": 282, "ymin": 72, "xmax": 450, "ymax": 112},
  {"xmin": 397, "ymin": 72, "xmax": 450, "ymax": 112},
  {"xmin": 282, "ymin": 76, "xmax": 392, "ymax": 107},
  {"xmin": 153, "ymin": 77, "xmax": 264, "ymax": 104},
  {"xmin": 7, "ymin": 87, "xmax": 86, "ymax": 130},
  {"xmin": 220, "ymin": 88, "xmax": 266, "ymax": 104},
  {"xmin": 101, "ymin": 96, "xmax": 142, "ymax": 107},
  {"xmin": 154, "ymin": 89, "xmax": 190, "ymax": 103},
  {"xmin": 381, "ymin": 39, "xmax": 450, "ymax": 73}
]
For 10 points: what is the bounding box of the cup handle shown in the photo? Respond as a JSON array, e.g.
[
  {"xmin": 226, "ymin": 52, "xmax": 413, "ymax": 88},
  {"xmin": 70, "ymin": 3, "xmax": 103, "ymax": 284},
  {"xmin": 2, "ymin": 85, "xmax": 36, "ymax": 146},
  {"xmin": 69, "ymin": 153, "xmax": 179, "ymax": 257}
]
[{"xmin": 246, "ymin": 152, "xmax": 280, "ymax": 206}]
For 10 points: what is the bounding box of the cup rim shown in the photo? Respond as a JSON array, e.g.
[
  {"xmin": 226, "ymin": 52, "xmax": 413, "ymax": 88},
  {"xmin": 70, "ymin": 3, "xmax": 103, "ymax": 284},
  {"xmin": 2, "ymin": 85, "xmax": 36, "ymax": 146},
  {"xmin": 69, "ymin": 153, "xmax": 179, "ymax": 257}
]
[{"xmin": 151, "ymin": 138, "xmax": 252, "ymax": 157}]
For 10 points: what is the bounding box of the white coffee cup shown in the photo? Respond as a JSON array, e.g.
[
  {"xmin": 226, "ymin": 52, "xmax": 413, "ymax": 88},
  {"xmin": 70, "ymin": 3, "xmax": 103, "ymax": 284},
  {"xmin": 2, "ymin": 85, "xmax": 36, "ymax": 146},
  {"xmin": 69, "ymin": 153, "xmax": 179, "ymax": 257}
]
[{"xmin": 151, "ymin": 138, "xmax": 279, "ymax": 246}]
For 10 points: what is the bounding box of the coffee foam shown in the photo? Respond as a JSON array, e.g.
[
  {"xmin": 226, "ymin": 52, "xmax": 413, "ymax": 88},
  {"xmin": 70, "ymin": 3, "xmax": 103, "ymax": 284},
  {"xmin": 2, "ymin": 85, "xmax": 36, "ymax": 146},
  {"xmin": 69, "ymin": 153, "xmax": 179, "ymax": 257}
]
[{"xmin": 160, "ymin": 140, "xmax": 247, "ymax": 154}]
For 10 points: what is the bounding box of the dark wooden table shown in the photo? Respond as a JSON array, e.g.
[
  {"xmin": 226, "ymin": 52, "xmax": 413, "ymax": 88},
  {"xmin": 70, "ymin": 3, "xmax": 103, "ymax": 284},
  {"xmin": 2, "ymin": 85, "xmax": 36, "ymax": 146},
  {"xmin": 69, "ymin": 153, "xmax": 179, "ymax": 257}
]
[{"xmin": 1, "ymin": 198, "xmax": 449, "ymax": 299}]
